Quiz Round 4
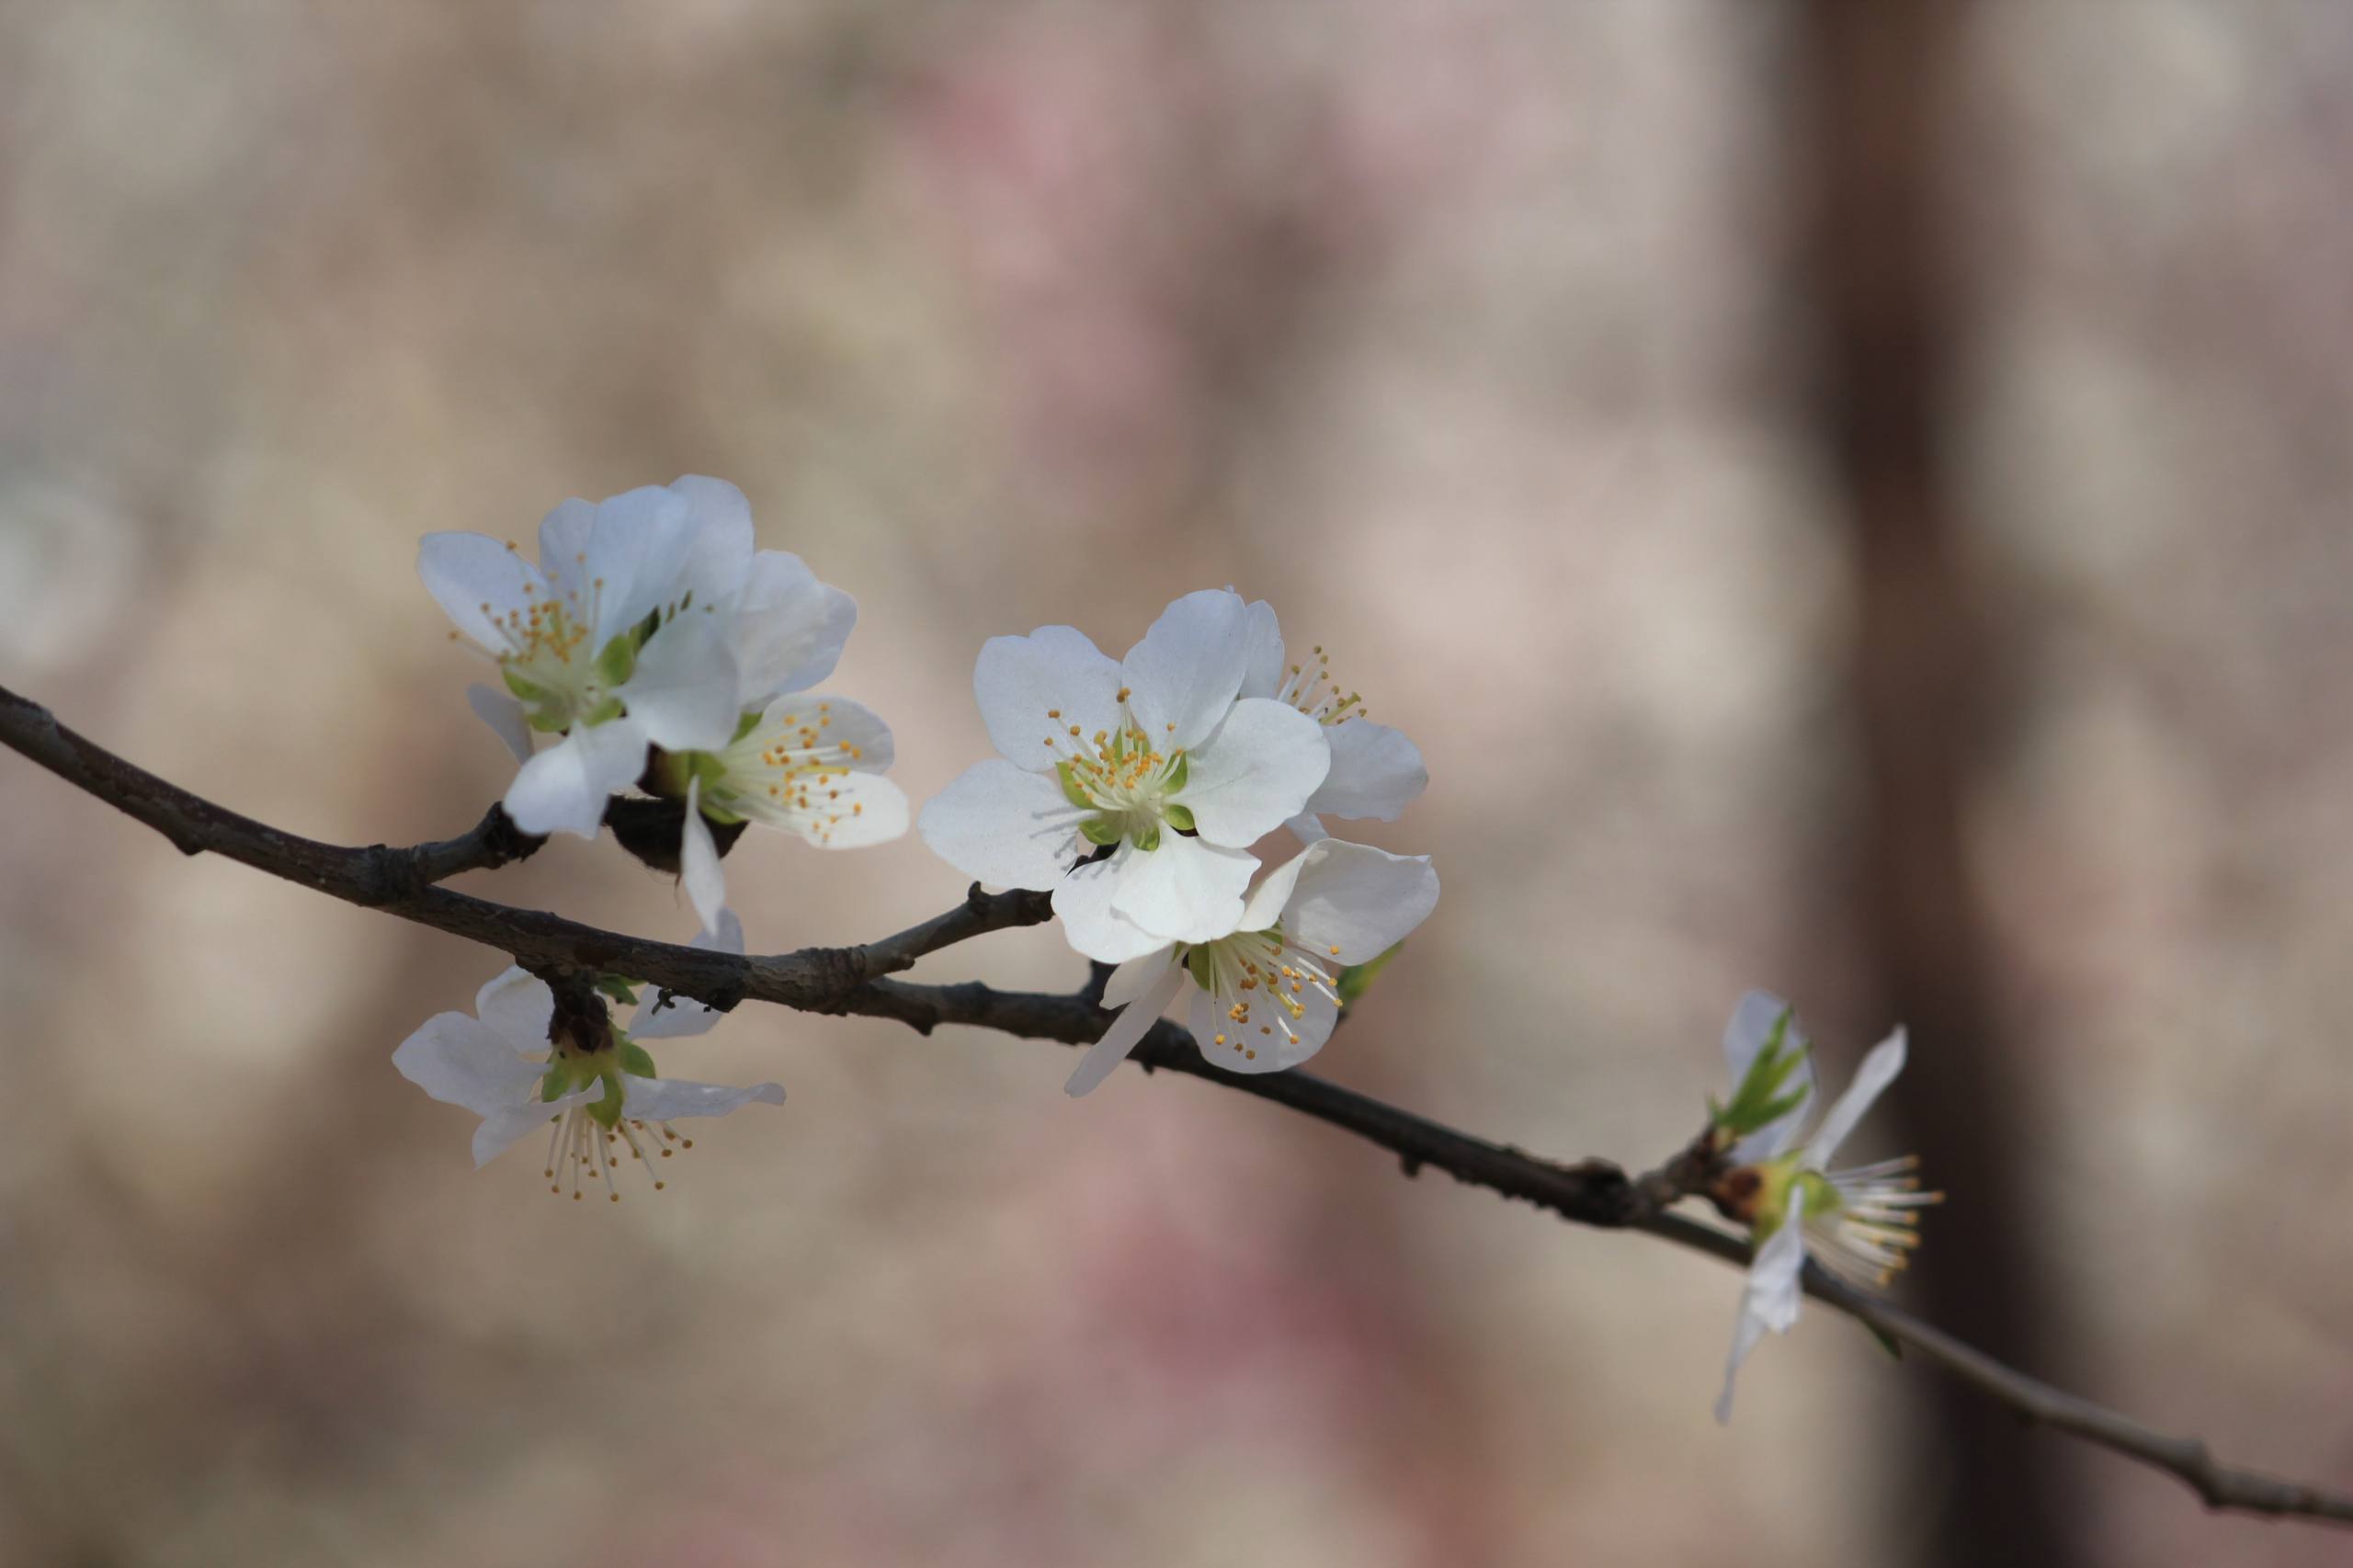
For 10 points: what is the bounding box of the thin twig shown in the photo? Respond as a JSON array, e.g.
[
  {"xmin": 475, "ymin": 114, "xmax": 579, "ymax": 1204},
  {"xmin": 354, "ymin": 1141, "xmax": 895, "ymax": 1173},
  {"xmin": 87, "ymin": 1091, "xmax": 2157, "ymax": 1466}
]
[{"xmin": 1, "ymin": 680, "xmax": 2346, "ymax": 1528}]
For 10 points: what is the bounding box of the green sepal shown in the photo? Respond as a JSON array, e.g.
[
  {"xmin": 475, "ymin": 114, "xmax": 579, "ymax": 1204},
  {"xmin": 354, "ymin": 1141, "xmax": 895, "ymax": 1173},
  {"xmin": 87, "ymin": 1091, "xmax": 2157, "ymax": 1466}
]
[
  {"xmin": 1336, "ymin": 942, "xmax": 1404, "ymax": 1006},
  {"xmin": 1079, "ymin": 815, "xmax": 1125, "ymax": 846},
  {"xmin": 588, "ymin": 1071, "xmax": 625, "ymax": 1130},
  {"xmin": 1164, "ymin": 803, "xmax": 1197, "ymax": 835},
  {"xmin": 594, "ymin": 632, "xmax": 638, "ymax": 687},
  {"xmin": 1162, "ymin": 752, "xmax": 1188, "ymax": 791},
  {"xmin": 580, "ymin": 695, "xmax": 627, "ymax": 727},
  {"xmin": 525, "ymin": 709, "xmax": 573, "ymax": 734},
  {"xmin": 1713, "ymin": 1007, "xmax": 1813, "ymax": 1140},
  {"xmin": 503, "ymin": 668, "xmax": 554, "ymax": 704},
  {"xmin": 1865, "ymin": 1321, "xmax": 1904, "ymax": 1361},
  {"xmin": 1131, "ymin": 821, "xmax": 1161, "ymax": 853},
  {"xmin": 595, "ymin": 975, "xmax": 641, "ymax": 1006},
  {"xmin": 1056, "ymin": 761, "xmax": 1094, "ymax": 810},
  {"xmin": 731, "ymin": 709, "xmax": 765, "ymax": 744},
  {"xmin": 1184, "ymin": 945, "xmax": 1216, "ymax": 990},
  {"xmin": 539, "ymin": 1065, "xmax": 568, "ymax": 1103},
  {"xmin": 619, "ymin": 1040, "xmax": 658, "ymax": 1079}
]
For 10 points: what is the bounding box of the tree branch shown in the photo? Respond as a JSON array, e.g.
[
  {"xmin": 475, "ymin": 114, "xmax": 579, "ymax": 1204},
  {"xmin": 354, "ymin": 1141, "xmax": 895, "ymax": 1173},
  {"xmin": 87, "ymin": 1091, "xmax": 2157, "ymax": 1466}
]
[{"xmin": 1, "ymin": 680, "xmax": 2345, "ymax": 1528}]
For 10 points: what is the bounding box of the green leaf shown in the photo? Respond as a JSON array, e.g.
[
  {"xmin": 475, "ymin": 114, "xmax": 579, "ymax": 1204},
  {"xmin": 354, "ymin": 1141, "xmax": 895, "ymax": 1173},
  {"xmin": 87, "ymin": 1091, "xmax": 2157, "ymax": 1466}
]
[
  {"xmin": 1336, "ymin": 942, "xmax": 1404, "ymax": 1006},
  {"xmin": 595, "ymin": 975, "xmax": 641, "ymax": 1006}
]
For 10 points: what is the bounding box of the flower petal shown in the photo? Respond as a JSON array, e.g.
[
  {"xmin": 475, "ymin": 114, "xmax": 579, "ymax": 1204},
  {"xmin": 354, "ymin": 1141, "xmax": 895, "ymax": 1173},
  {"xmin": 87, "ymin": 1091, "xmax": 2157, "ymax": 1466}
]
[
  {"xmin": 1053, "ymin": 854, "xmax": 1180, "ymax": 962},
  {"xmin": 1105, "ymin": 831, "xmax": 1257, "ymax": 945},
  {"xmin": 616, "ymin": 1074, "xmax": 786, "ymax": 1122},
  {"xmin": 1064, "ymin": 965, "xmax": 1186, "ymax": 1096},
  {"xmin": 1237, "ymin": 598, "xmax": 1286, "ymax": 701},
  {"xmin": 972, "ymin": 626, "xmax": 1124, "ymax": 767},
  {"xmin": 1305, "ymin": 719, "xmax": 1427, "ymax": 823},
  {"xmin": 1120, "ymin": 588, "xmax": 1253, "ymax": 751},
  {"xmin": 918, "ymin": 759, "xmax": 1084, "ymax": 891},
  {"xmin": 1714, "ymin": 1187, "xmax": 1810, "ymax": 1423},
  {"xmin": 1100, "ymin": 948, "xmax": 1180, "ymax": 1007},
  {"xmin": 730, "ymin": 551, "xmax": 858, "ymax": 706},
  {"xmin": 472, "ymin": 1081, "xmax": 603, "ymax": 1169},
  {"xmin": 1722, "ymin": 990, "xmax": 1816, "ymax": 1165},
  {"xmin": 473, "ymin": 966, "xmax": 555, "ymax": 1051},
  {"xmin": 392, "ymin": 1011, "xmax": 544, "ymax": 1117},
  {"xmin": 1188, "ymin": 978, "xmax": 1336, "ymax": 1074},
  {"xmin": 668, "ymin": 475, "xmax": 756, "ymax": 612},
  {"xmin": 1282, "ymin": 812, "xmax": 1329, "ymax": 846},
  {"xmin": 1176, "ymin": 699, "xmax": 1331, "ymax": 846},
  {"xmin": 681, "ymin": 777, "xmax": 727, "ymax": 935},
  {"xmin": 504, "ymin": 718, "xmax": 650, "ymax": 838},
  {"xmin": 585, "ymin": 484, "xmax": 699, "ymax": 645},
  {"xmin": 1280, "ymin": 840, "xmax": 1439, "ymax": 963},
  {"xmin": 1804, "ymin": 1027, "xmax": 1907, "ymax": 1169},
  {"xmin": 536, "ymin": 497, "xmax": 597, "ymax": 605},
  {"xmin": 417, "ymin": 532, "xmax": 543, "ymax": 652},
  {"xmin": 623, "ymin": 609, "xmax": 741, "ymax": 753},
  {"xmin": 631, "ymin": 907, "xmax": 745, "ymax": 1040},
  {"xmin": 797, "ymin": 774, "xmax": 910, "ymax": 849},
  {"xmin": 467, "ymin": 683, "xmax": 534, "ymax": 765}
]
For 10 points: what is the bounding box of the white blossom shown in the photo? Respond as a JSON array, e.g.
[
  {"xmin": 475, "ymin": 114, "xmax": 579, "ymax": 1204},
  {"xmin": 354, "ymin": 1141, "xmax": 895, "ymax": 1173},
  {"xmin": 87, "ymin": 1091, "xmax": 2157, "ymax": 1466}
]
[
  {"xmin": 919, "ymin": 589, "xmax": 1331, "ymax": 960},
  {"xmin": 1236, "ymin": 598, "xmax": 1427, "ymax": 844},
  {"xmin": 392, "ymin": 964, "xmax": 783, "ymax": 1202},
  {"xmin": 1712, "ymin": 993, "xmax": 1937, "ymax": 1421},
  {"xmin": 422, "ymin": 476, "xmax": 862, "ymax": 843},
  {"xmin": 1064, "ymin": 838, "xmax": 1438, "ymax": 1096},
  {"xmin": 675, "ymin": 696, "xmax": 911, "ymax": 933}
]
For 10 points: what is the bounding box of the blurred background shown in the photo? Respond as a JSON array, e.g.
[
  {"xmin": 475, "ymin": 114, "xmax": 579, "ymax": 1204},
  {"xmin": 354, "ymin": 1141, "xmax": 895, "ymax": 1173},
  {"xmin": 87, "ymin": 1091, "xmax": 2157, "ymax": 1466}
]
[{"xmin": 1, "ymin": 2, "xmax": 2349, "ymax": 1563}]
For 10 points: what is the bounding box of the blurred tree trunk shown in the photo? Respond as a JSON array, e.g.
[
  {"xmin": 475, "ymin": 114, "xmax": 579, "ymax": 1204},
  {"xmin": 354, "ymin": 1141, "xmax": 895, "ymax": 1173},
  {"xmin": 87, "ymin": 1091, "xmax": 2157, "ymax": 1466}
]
[{"xmin": 1792, "ymin": 2, "xmax": 2079, "ymax": 1563}]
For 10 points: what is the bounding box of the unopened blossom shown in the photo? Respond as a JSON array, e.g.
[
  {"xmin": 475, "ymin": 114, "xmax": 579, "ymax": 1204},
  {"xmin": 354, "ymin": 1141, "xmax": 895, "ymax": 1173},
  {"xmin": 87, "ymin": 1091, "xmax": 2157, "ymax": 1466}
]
[
  {"xmin": 392, "ymin": 965, "xmax": 783, "ymax": 1202},
  {"xmin": 919, "ymin": 589, "xmax": 1331, "ymax": 960},
  {"xmin": 1238, "ymin": 599, "xmax": 1427, "ymax": 844},
  {"xmin": 1711, "ymin": 992, "xmax": 1938, "ymax": 1421},
  {"xmin": 671, "ymin": 695, "xmax": 911, "ymax": 933},
  {"xmin": 1063, "ymin": 838, "xmax": 1438, "ymax": 1096},
  {"xmin": 422, "ymin": 476, "xmax": 859, "ymax": 841}
]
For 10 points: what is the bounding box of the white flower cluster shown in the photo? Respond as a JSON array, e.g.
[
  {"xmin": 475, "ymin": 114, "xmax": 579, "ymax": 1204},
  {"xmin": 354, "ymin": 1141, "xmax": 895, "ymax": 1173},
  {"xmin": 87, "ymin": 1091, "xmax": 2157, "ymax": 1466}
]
[
  {"xmin": 417, "ymin": 475, "xmax": 908, "ymax": 925},
  {"xmin": 401, "ymin": 508, "xmax": 1444, "ymax": 1184},
  {"xmin": 917, "ymin": 587, "xmax": 1439, "ymax": 1096},
  {"xmin": 402, "ymin": 478, "xmax": 908, "ymax": 1195}
]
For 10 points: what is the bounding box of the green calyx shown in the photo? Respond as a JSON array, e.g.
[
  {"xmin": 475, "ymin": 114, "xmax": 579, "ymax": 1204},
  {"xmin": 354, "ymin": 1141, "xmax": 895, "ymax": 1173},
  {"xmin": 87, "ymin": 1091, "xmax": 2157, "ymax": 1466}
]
[
  {"xmin": 1163, "ymin": 803, "xmax": 1197, "ymax": 835},
  {"xmin": 1748, "ymin": 1160, "xmax": 1843, "ymax": 1243},
  {"xmin": 1711, "ymin": 1006, "xmax": 1813, "ymax": 1142},
  {"xmin": 1079, "ymin": 814, "xmax": 1125, "ymax": 847},
  {"xmin": 1183, "ymin": 944, "xmax": 1215, "ymax": 990},
  {"xmin": 1162, "ymin": 752, "xmax": 1188, "ymax": 792},
  {"xmin": 1056, "ymin": 761, "xmax": 1093, "ymax": 810},
  {"xmin": 538, "ymin": 1035, "xmax": 660, "ymax": 1131},
  {"xmin": 1336, "ymin": 942, "xmax": 1403, "ymax": 1006}
]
